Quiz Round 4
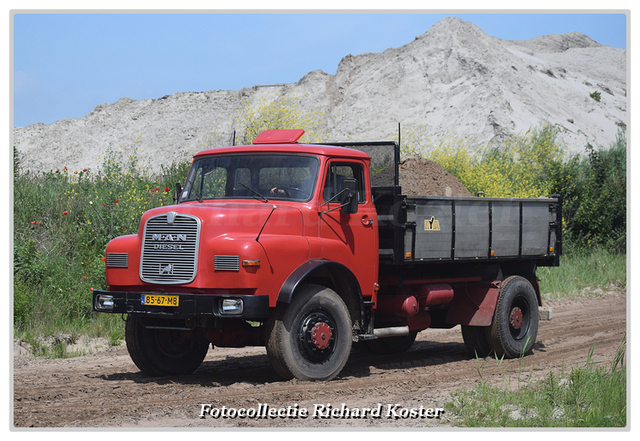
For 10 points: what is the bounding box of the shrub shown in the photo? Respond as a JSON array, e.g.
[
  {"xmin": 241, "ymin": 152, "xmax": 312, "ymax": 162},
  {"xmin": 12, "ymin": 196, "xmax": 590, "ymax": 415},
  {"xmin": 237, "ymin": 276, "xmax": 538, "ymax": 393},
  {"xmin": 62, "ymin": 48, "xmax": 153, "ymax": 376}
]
[{"xmin": 234, "ymin": 95, "xmax": 324, "ymax": 145}]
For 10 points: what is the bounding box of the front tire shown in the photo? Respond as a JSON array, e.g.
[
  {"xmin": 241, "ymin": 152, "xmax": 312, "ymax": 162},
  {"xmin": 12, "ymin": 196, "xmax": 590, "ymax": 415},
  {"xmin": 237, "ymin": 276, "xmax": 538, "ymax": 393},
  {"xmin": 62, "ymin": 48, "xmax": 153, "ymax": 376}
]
[
  {"xmin": 125, "ymin": 316, "xmax": 209, "ymax": 376},
  {"xmin": 266, "ymin": 284, "xmax": 352, "ymax": 381},
  {"xmin": 487, "ymin": 276, "xmax": 539, "ymax": 358}
]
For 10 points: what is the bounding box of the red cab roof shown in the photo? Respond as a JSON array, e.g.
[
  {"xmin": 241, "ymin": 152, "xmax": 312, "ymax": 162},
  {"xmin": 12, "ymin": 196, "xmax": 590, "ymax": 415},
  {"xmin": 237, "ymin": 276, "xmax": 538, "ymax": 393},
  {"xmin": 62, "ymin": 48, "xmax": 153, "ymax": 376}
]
[{"xmin": 193, "ymin": 130, "xmax": 371, "ymax": 161}]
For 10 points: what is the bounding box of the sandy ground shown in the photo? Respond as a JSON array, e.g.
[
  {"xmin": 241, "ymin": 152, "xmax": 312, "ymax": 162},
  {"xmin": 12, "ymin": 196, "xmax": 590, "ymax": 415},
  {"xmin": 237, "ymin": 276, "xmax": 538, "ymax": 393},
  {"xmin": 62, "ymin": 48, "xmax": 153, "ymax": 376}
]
[{"xmin": 13, "ymin": 289, "xmax": 626, "ymax": 429}]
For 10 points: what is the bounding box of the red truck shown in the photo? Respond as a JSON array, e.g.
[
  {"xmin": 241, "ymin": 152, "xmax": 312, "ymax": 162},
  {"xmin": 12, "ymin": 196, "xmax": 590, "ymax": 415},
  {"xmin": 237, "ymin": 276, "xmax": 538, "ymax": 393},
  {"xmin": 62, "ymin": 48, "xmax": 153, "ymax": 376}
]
[{"xmin": 93, "ymin": 129, "xmax": 562, "ymax": 381}]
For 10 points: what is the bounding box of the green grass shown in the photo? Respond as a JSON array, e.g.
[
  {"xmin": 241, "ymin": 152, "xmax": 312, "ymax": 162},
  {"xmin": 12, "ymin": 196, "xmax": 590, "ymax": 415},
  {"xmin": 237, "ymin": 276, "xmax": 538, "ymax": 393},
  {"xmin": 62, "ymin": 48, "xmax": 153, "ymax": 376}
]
[
  {"xmin": 445, "ymin": 337, "xmax": 627, "ymax": 427},
  {"xmin": 538, "ymin": 248, "xmax": 626, "ymax": 299}
]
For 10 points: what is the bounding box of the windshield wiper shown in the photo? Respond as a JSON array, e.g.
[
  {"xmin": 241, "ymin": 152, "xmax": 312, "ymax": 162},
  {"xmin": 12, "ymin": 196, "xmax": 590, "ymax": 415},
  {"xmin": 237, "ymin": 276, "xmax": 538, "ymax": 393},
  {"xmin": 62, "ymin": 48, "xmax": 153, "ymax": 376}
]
[
  {"xmin": 240, "ymin": 183, "xmax": 269, "ymax": 203},
  {"xmin": 185, "ymin": 175, "xmax": 204, "ymax": 203}
]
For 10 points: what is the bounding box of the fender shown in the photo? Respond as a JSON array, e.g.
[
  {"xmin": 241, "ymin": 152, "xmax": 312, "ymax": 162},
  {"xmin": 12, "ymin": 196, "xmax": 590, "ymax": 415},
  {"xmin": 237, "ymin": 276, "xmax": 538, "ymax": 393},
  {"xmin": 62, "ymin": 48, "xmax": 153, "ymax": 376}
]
[
  {"xmin": 277, "ymin": 259, "xmax": 366, "ymax": 333},
  {"xmin": 277, "ymin": 259, "xmax": 362, "ymax": 305}
]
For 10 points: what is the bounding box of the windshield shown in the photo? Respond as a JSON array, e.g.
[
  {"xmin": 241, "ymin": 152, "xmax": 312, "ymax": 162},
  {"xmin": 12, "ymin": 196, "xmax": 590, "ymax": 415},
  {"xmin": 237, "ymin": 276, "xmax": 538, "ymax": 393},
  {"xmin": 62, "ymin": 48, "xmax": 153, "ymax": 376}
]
[{"xmin": 181, "ymin": 154, "xmax": 319, "ymax": 202}]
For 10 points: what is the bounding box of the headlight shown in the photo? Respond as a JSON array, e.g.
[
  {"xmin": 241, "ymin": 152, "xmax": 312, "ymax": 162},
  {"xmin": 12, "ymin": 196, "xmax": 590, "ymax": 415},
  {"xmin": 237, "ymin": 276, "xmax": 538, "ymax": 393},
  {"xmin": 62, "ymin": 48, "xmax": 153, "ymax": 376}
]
[
  {"xmin": 95, "ymin": 294, "xmax": 115, "ymax": 311},
  {"xmin": 221, "ymin": 298, "xmax": 243, "ymax": 315}
]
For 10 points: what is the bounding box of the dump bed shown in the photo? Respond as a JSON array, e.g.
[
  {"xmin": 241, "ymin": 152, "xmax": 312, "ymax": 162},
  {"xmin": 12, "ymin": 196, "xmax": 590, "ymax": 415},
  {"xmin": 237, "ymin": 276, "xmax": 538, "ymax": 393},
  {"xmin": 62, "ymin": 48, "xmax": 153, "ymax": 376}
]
[{"xmin": 404, "ymin": 195, "xmax": 561, "ymax": 263}]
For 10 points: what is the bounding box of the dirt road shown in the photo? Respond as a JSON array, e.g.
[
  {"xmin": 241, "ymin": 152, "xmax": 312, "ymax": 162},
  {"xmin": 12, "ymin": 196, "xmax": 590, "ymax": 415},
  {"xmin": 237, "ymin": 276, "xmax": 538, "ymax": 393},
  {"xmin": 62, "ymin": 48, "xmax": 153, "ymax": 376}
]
[{"xmin": 13, "ymin": 289, "xmax": 626, "ymax": 428}]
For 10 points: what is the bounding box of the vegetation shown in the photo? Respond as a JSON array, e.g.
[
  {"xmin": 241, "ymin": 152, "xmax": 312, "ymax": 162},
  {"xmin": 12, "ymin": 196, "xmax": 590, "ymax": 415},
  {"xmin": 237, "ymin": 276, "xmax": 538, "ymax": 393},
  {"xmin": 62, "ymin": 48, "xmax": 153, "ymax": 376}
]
[
  {"xmin": 233, "ymin": 95, "xmax": 325, "ymax": 146},
  {"xmin": 445, "ymin": 336, "xmax": 626, "ymax": 427},
  {"xmin": 13, "ymin": 145, "xmax": 189, "ymax": 348},
  {"xmin": 537, "ymin": 248, "xmax": 626, "ymax": 300}
]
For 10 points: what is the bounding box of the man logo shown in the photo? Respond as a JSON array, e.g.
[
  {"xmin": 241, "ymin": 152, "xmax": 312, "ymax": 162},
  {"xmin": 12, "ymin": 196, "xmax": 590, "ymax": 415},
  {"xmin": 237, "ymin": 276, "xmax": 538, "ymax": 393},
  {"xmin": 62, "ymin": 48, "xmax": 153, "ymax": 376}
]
[
  {"xmin": 160, "ymin": 264, "xmax": 173, "ymax": 275},
  {"xmin": 152, "ymin": 234, "xmax": 187, "ymax": 241}
]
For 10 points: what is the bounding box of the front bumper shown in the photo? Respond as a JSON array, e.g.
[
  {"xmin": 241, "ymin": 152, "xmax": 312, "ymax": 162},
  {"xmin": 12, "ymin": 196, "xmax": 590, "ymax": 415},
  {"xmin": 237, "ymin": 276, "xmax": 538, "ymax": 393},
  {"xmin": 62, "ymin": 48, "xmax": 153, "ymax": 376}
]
[{"xmin": 92, "ymin": 290, "xmax": 270, "ymax": 320}]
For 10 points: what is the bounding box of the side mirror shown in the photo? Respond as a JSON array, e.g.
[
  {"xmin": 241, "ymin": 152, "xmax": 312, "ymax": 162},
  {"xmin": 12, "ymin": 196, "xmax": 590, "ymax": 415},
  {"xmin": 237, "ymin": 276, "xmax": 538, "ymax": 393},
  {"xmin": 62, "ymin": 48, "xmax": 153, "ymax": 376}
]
[
  {"xmin": 174, "ymin": 182, "xmax": 182, "ymax": 204},
  {"xmin": 340, "ymin": 179, "xmax": 358, "ymax": 214}
]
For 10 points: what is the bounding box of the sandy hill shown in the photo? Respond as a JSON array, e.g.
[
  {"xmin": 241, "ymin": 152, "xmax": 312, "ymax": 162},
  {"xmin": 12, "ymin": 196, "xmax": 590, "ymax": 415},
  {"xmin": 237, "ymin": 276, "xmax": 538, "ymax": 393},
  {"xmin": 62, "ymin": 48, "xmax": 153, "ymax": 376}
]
[{"xmin": 13, "ymin": 17, "xmax": 627, "ymax": 175}]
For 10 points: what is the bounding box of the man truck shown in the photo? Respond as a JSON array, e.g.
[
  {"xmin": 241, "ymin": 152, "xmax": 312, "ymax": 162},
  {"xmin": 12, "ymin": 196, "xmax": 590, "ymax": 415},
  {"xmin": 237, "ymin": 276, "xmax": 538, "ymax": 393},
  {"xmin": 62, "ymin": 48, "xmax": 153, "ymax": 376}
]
[{"xmin": 93, "ymin": 129, "xmax": 561, "ymax": 381}]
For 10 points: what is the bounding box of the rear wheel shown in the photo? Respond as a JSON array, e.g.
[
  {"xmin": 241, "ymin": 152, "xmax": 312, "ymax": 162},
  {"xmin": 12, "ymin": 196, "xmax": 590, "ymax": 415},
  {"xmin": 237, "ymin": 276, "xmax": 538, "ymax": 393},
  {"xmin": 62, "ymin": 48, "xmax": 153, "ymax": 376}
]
[
  {"xmin": 125, "ymin": 315, "xmax": 209, "ymax": 376},
  {"xmin": 266, "ymin": 284, "xmax": 352, "ymax": 381},
  {"xmin": 487, "ymin": 276, "xmax": 539, "ymax": 358}
]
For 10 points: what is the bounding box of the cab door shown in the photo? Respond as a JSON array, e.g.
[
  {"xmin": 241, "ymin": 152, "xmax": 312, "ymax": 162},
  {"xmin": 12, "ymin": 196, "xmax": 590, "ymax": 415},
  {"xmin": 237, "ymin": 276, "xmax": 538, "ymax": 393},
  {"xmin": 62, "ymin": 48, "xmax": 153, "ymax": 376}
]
[{"xmin": 318, "ymin": 160, "xmax": 379, "ymax": 297}]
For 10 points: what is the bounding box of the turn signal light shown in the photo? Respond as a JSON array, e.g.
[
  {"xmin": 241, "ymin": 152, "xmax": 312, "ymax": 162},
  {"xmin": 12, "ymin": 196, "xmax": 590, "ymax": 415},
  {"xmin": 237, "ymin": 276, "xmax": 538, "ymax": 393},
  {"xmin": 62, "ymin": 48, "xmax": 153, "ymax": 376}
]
[{"xmin": 242, "ymin": 260, "xmax": 261, "ymax": 268}]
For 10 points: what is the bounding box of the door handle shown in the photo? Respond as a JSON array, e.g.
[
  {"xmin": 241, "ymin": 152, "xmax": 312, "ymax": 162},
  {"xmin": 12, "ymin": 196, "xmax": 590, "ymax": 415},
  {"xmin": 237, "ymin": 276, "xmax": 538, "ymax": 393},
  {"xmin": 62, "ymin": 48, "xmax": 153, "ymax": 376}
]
[{"xmin": 361, "ymin": 216, "xmax": 373, "ymax": 226}]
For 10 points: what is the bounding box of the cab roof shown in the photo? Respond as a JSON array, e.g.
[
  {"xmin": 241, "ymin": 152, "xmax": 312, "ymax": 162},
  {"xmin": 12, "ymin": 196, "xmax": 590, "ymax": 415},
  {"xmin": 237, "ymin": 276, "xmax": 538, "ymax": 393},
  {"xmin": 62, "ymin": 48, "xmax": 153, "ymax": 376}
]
[{"xmin": 193, "ymin": 129, "xmax": 371, "ymax": 161}]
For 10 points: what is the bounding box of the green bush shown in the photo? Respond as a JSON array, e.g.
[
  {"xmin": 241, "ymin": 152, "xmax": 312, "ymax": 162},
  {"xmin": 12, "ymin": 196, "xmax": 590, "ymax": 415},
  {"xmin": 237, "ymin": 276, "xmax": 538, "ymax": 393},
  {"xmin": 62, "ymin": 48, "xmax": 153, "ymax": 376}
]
[{"xmin": 547, "ymin": 128, "xmax": 626, "ymax": 253}]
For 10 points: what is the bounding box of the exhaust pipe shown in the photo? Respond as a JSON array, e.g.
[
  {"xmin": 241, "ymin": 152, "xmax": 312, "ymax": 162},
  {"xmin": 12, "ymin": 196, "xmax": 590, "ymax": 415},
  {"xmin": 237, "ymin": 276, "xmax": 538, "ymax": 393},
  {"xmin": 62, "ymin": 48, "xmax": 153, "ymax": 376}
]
[{"xmin": 373, "ymin": 326, "xmax": 410, "ymax": 338}]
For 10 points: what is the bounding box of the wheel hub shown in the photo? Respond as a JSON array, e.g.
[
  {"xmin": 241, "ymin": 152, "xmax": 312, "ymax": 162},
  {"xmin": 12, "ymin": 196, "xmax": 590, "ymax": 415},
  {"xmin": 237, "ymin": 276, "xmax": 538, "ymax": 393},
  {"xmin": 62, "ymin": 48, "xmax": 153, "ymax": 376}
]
[
  {"xmin": 310, "ymin": 322, "xmax": 333, "ymax": 350},
  {"xmin": 510, "ymin": 307, "xmax": 524, "ymax": 329}
]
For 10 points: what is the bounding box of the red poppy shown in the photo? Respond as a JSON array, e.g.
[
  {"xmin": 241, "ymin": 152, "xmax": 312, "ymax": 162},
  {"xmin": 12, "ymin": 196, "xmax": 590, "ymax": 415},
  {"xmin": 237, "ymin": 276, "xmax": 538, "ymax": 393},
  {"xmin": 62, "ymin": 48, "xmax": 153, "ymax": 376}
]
[
  {"xmin": 164, "ymin": 187, "xmax": 170, "ymax": 192},
  {"xmin": 114, "ymin": 199, "xmax": 119, "ymax": 204},
  {"xmin": 150, "ymin": 188, "xmax": 155, "ymax": 193},
  {"xmin": 55, "ymin": 170, "xmax": 59, "ymax": 173},
  {"xmin": 90, "ymin": 288, "xmax": 94, "ymax": 292},
  {"xmin": 83, "ymin": 276, "xmax": 87, "ymax": 279},
  {"xmin": 102, "ymin": 203, "xmax": 106, "ymax": 207},
  {"xmin": 83, "ymin": 168, "xmax": 87, "ymax": 172},
  {"xmin": 63, "ymin": 211, "xmax": 68, "ymax": 215},
  {"xmin": 35, "ymin": 221, "xmax": 40, "ymax": 225}
]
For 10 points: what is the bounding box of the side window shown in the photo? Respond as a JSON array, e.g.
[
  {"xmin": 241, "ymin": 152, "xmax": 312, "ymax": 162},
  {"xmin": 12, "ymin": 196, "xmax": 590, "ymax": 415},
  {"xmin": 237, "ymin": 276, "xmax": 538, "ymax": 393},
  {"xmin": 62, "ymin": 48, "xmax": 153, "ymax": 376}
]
[{"xmin": 323, "ymin": 163, "xmax": 366, "ymax": 203}]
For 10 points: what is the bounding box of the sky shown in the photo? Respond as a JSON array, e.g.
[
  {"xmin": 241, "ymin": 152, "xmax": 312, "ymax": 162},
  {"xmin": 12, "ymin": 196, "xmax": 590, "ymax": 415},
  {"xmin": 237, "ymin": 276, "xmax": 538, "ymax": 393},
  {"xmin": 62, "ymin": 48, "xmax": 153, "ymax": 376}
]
[{"xmin": 11, "ymin": 10, "xmax": 629, "ymax": 128}]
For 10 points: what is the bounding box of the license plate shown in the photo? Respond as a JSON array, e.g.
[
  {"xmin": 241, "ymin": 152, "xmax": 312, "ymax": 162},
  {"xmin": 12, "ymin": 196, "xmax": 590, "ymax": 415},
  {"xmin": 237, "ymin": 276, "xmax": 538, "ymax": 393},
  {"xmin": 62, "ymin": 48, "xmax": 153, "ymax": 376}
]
[{"xmin": 141, "ymin": 294, "xmax": 179, "ymax": 307}]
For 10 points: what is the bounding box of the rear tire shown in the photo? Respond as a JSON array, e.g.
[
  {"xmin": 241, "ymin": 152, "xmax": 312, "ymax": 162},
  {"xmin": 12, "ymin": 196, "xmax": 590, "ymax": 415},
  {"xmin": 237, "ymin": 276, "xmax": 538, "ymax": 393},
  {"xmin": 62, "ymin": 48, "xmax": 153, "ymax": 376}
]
[
  {"xmin": 125, "ymin": 315, "xmax": 209, "ymax": 376},
  {"xmin": 266, "ymin": 284, "xmax": 352, "ymax": 381},
  {"xmin": 487, "ymin": 276, "xmax": 539, "ymax": 358}
]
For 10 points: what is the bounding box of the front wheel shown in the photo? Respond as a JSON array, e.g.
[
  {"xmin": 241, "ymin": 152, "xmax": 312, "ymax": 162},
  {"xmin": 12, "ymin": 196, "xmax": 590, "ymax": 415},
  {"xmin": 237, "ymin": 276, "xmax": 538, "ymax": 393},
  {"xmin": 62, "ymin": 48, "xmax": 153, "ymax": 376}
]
[
  {"xmin": 125, "ymin": 316, "xmax": 209, "ymax": 376},
  {"xmin": 266, "ymin": 284, "xmax": 352, "ymax": 381},
  {"xmin": 487, "ymin": 276, "xmax": 539, "ymax": 358}
]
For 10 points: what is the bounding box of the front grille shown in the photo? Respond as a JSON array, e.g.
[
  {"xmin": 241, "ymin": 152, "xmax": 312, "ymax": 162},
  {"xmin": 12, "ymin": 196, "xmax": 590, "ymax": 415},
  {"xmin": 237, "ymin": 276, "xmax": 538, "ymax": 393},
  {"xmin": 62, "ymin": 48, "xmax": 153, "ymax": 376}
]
[
  {"xmin": 106, "ymin": 252, "xmax": 128, "ymax": 268},
  {"xmin": 140, "ymin": 212, "xmax": 200, "ymax": 284}
]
